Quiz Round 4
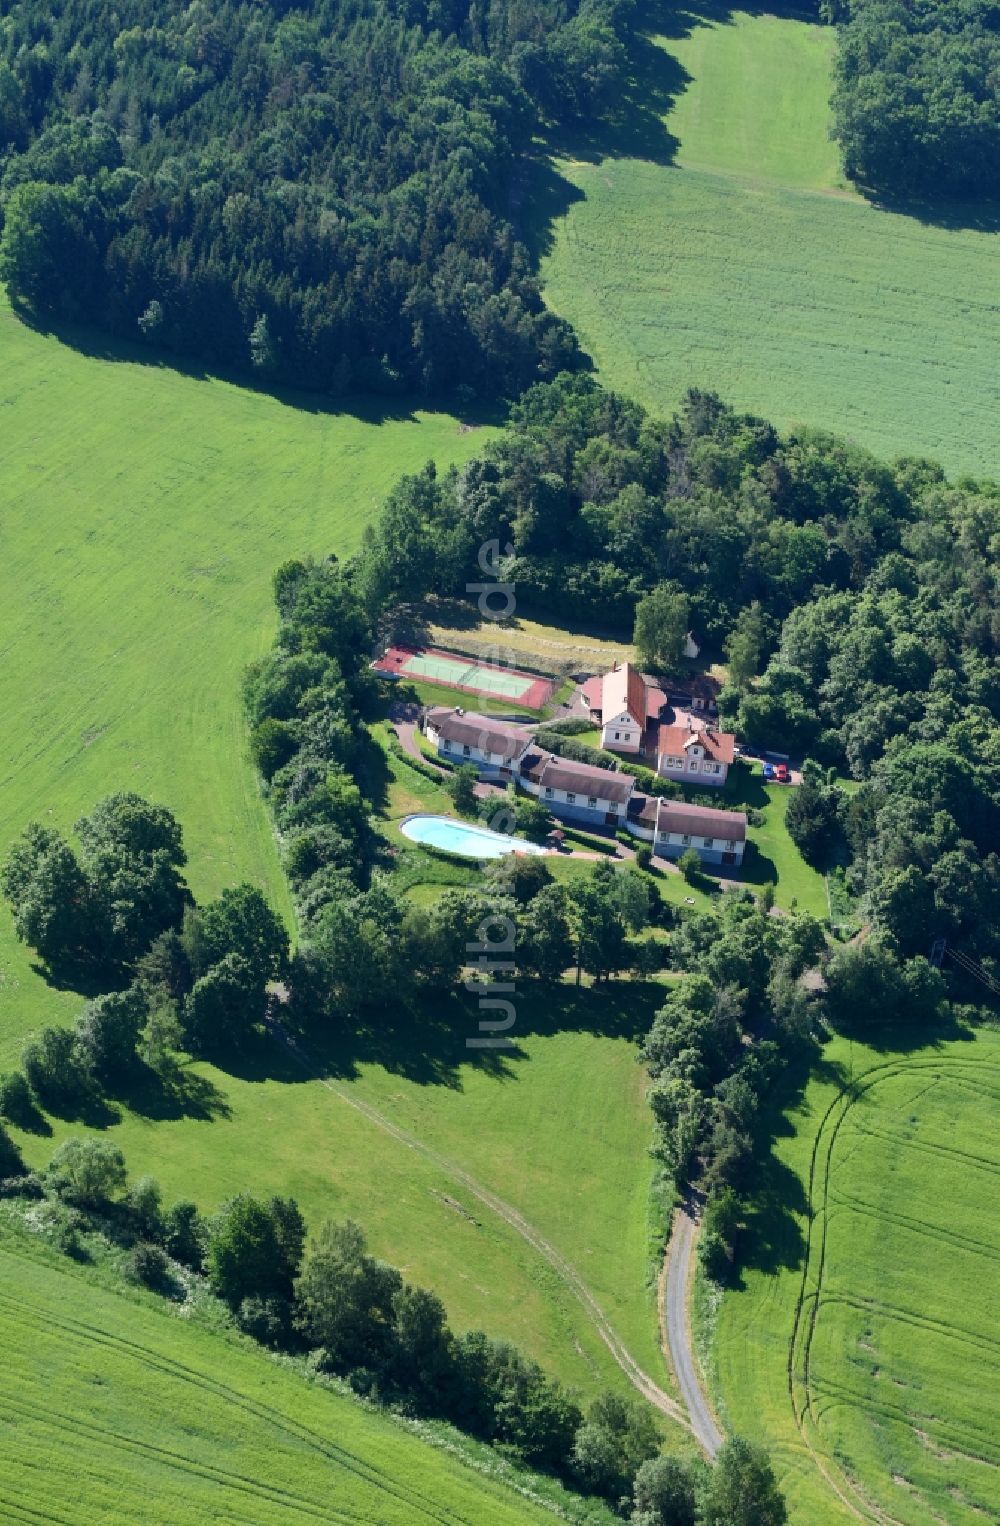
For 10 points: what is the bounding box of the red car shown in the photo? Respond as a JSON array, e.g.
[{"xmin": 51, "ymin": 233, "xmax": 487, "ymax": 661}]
[{"xmin": 775, "ymin": 763, "xmax": 791, "ymax": 783}]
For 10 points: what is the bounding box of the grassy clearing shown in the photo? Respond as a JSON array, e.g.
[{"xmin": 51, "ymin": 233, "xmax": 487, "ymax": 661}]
[
  {"xmin": 539, "ymin": 11, "xmax": 1000, "ymax": 479},
  {"xmin": 428, "ymin": 616, "xmax": 636, "ymax": 677},
  {"xmin": 719, "ymin": 768, "xmax": 827, "ymax": 917},
  {"xmin": 11, "ymin": 982, "xmax": 668, "ymax": 1408},
  {"xmin": 0, "ymin": 300, "xmax": 489, "ymax": 1065},
  {"xmin": 0, "ymin": 1219, "xmax": 556, "ymax": 1525},
  {"xmin": 707, "ymin": 1025, "xmax": 1000, "ymax": 1524}
]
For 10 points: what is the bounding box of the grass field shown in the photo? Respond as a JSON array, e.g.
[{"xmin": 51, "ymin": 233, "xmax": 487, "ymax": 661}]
[
  {"xmin": 539, "ymin": 10, "xmax": 1000, "ymax": 479},
  {"xmin": 0, "ymin": 298, "xmax": 489, "ymax": 1065},
  {"xmin": 705, "ymin": 1025, "xmax": 1000, "ymax": 1524},
  {"xmin": 427, "ymin": 616, "xmax": 638, "ymax": 677},
  {"xmin": 0, "ymin": 301, "xmax": 679, "ymax": 1423},
  {"xmin": 0, "ymin": 1220, "xmax": 558, "ymax": 1525}
]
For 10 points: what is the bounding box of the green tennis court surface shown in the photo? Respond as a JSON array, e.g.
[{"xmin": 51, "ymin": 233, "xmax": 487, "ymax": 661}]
[
  {"xmin": 403, "ymin": 652, "xmax": 532, "ymax": 698},
  {"xmin": 376, "ymin": 645, "xmax": 554, "ymax": 708}
]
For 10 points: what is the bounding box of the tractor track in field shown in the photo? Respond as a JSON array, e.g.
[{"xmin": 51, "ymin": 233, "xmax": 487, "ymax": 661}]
[
  {"xmin": 0, "ymin": 1274, "xmax": 474, "ymax": 1526},
  {"xmin": 787, "ymin": 1052, "xmax": 1000, "ymax": 1525},
  {"xmin": 267, "ymin": 1019, "xmax": 691, "ymax": 1433}
]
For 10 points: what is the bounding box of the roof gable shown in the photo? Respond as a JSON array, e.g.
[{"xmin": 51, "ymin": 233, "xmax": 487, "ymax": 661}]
[{"xmin": 601, "ymin": 664, "xmax": 646, "ymax": 727}]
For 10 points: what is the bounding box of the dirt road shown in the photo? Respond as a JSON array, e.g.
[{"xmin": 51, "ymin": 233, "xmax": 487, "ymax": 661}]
[{"xmin": 660, "ymin": 1204, "xmax": 723, "ymax": 1457}]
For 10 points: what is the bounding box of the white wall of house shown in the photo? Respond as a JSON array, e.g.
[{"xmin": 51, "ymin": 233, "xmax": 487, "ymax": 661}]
[
  {"xmin": 654, "ymin": 828, "xmax": 744, "ymax": 867},
  {"xmin": 600, "ymin": 708, "xmax": 642, "ymax": 754},
  {"xmin": 428, "ymin": 725, "xmax": 525, "ymax": 775},
  {"xmin": 656, "ymin": 747, "xmax": 728, "ymax": 787},
  {"xmin": 519, "ymin": 774, "xmax": 628, "ymax": 824}
]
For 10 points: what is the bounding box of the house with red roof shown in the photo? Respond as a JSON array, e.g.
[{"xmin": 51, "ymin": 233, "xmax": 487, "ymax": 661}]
[
  {"xmin": 580, "ymin": 662, "xmax": 667, "ymax": 755},
  {"xmin": 656, "ymin": 718, "xmax": 735, "ymax": 788}
]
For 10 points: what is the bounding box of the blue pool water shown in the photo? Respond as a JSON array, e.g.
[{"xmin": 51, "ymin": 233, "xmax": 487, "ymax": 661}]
[{"xmin": 400, "ymin": 814, "xmax": 548, "ymax": 859}]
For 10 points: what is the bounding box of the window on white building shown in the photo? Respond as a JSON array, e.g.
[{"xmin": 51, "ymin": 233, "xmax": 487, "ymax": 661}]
[
  {"xmin": 566, "ymin": 792, "xmax": 576, "ymax": 804},
  {"xmin": 544, "ymin": 786, "xmax": 553, "ymax": 798},
  {"xmin": 463, "ymin": 744, "xmax": 471, "ymax": 756},
  {"xmin": 443, "ymin": 738, "xmax": 452, "ymax": 750},
  {"xmin": 681, "ymin": 834, "xmax": 691, "ymax": 845},
  {"xmin": 588, "ymin": 795, "xmax": 598, "ymax": 808},
  {"xmin": 727, "ymin": 840, "xmax": 737, "ymax": 851},
  {"xmin": 704, "ymin": 838, "xmax": 714, "ymax": 849}
]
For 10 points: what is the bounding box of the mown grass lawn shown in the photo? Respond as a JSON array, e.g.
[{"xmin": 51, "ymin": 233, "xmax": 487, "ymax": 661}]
[
  {"xmin": 0, "ymin": 299, "xmax": 490, "ymax": 1064},
  {"xmin": 0, "ymin": 1219, "xmax": 558, "ymax": 1525},
  {"xmin": 704, "ymin": 1025, "xmax": 1000, "ymax": 1525},
  {"xmin": 539, "ymin": 10, "xmax": 1000, "ymax": 479},
  {"xmin": 718, "ymin": 767, "xmax": 827, "ymax": 917}
]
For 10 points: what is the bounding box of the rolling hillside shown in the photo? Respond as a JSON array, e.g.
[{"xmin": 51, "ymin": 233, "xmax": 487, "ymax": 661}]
[
  {"xmin": 0, "ymin": 301, "xmax": 675, "ymax": 1420},
  {"xmin": 705, "ymin": 1026, "xmax": 1000, "ymax": 1525},
  {"xmin": 0, "ymin": 1221, "xmax": 559, "ymax": 1525},
  {"xmin": 539, "ymin": 9, "xmax": 1000, "ymax": 478},
  {"xmin": 0, "ymin": 299, "xmax": 490, "ymax": 1061}
]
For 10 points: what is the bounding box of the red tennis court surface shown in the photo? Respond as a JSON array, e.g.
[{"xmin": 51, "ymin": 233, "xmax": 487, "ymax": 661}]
[{"xmin": 375, "ymin": 645, "xmax": 553, "ymax": 710}]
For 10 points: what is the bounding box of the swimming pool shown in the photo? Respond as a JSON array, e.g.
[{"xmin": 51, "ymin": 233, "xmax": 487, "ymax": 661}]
[{"xmin": 400, "ymin": 814, "xmax": 548, "ymax": 859}]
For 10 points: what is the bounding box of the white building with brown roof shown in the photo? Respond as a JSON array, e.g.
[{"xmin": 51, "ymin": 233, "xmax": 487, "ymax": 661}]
[
  {"xmin": 656, "ymin": 718, "xmax": 735, "ymax": 788},
  {"xmin": 626, "ymin": 795, "xmax": 746, "ymax": 866},
  {"xmin": 580, "ymin": 662, "xmax": 667, "ymax": 755},
  {"xmin": 518, "ymin": 749, "xmax": 636, "ymax": 829},
  {"xmin": 424, "ymin": 707, "xmax": 532, "ymax": 778}
]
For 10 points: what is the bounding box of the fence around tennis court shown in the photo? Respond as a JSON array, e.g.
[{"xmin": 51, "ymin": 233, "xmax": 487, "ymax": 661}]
[{"xmin": 374, "ymin": 645, "xmax": 554, "ymax": 710}]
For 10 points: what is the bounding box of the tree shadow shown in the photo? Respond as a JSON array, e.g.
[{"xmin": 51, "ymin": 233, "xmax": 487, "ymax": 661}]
[
  {"xmin": 11, "ymin": 301, "xmax": 508, "ymax": 431},
  {"xmin": 39, "ymin": 1089, "xmax": 121, "ymax": 1130},
  {"xmin": 854, "ymin": 187, "xmax": 1000, "ymax": 237},
  {"xmin": 826, "ymin": 1007, "xmax": 976, "ymax": 1055},
  {"xmin": 29, "ymin": 955, "xmax": 130, "ymax": 1001},
  {"xmin": 112, "ymin": 1059, "xmax": 233, "ymax": 1123},
  {"xmin": 727, "ymin": 1046, "xmax": 844, "ymax": 1282},
  {"xmin": 215, "ymin": 978, "xmax": 666, "ymax": 1095}
]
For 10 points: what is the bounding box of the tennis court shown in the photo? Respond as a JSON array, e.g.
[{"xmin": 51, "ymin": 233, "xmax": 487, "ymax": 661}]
[{"xmin": 375, "ymin": 645, "xmax": 553, "ymax": 709}]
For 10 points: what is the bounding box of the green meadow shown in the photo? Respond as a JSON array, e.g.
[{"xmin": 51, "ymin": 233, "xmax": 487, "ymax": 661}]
[
  {"xmin": 0, "ymin": 304, "xmax": 676, "ymax": 1418},
  {"xmin": 705, "ymin": 1026, "xmax": 1000, "ymax": 1524},
  {"xmin": 0, "ymin": 1221, "xmax": 556, "ymax": 1525},
  {"xmin": 539, "ymin": 10, "xmax": 1000, "ymax": 479},
  {"xmin": 0, "ymin": 298, "xmax": 490, "ymax": 1059}
]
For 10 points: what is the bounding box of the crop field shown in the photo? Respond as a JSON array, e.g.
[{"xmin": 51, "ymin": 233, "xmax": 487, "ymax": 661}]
[
  {"xmin": 0, "ymin": 299, "xmax": 490, "ymax": 1064},
  {"xmin": 0, "ymin": 1223, "xmax": 555, "ymax": 1525},
  {"xmin": 539, "ymin": 11, "xmax": 1000, "ymax": 479},
  {"xmin": 707, "ymin": 1026, "xmax": 1000, "ymax": 1524}
]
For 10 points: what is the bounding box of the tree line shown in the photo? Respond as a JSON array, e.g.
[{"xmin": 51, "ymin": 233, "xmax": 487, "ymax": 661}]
[
  {"xmin": 827, "ymin": 0, "xmax": 1000, "ymax": 199},
  {"xmin": 0, "ymin": 1126, "xmax": 787, "ymax": 1524},
  {"xmin": 0, "ymin": 0, "xmax": 632, "ymax": 397}
]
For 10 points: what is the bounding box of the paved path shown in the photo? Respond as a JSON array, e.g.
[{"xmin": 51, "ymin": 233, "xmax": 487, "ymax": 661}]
[
  {"xmin": 660, "ymin": 1202, "xmax": 724, "ymax": 1457},
  {"xmin": 268, "ymin": 1017, "xmax": 691, "ymax": 1432}
]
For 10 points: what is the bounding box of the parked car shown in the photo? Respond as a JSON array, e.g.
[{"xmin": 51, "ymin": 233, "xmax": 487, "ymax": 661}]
[
  {"xmin": 762, "ymin": 761, "xmax": 776, "ymax": 781},
  {"xmin": 775, "ymin": 763, "xmax": 790, "ymax": 783}
]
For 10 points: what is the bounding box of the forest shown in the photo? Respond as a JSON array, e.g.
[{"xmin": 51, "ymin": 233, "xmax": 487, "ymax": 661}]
[
  {"xmin": 829, "ymin": 0, "xmax": 1000, "ymax": 198},
  {"xmin": 358, "ymin": 375, "xmax": 1000, "ymax": 980},
  {"xmin": 0, "ymin": 0, "xmax": 627, "ymax": 394}
]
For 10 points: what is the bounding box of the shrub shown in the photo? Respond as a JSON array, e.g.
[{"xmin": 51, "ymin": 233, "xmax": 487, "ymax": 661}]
[
  {"xmin": 238, "ymin": 1294, "xmax": 294, "ymax": 1348},
  {"xmin": 48, "ymin": 1137, "xmax": 127, "ymax": 1208},
  {"xmin": 163, "ymin": 1200, "xmax": 206, "ymax": 1269},
  {"xmin": 634, "ymin": 843, "xmax": 653, "ymax": 871},
  {"xmin": 129, "ymin": 1240, "xmax": 171, "ymax": 1290},
  {"xmin": 678, "ymin": 847, "xmax": 702, "ymax": 883}
]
